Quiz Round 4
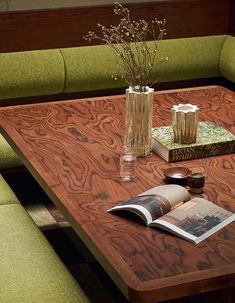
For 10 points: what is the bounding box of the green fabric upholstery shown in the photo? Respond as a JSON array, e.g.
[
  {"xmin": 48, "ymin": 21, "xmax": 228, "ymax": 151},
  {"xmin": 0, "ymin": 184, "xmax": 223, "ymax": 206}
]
[
  {"xmin": 0, "ymin": 134, "xmax": 23, "ymax": 170},
  {"xmin": 0, "ymin": 174, "xmax": 20, "ymax": 205},
  {"xmin": 60, "ymin": 44, "xmax": 125, "ymax": 93},
  {"xmin": 61, "ymin": 35, "xmax": 226, "ymax": 93},
  {"xmin": 0, "ymin": 49, "xmax": 65, "ymax": 100},
  {"xmin": 0, "ymin": 203, "xmax": 90, "ymax": 303},
  {"xmin": 150, "ymin": 35, "xmax": 226, "ymax": 83},
  {"xmin": 0, "ymin": 175, "xmax": 90, "ymax": 302},
  {"xmin": 219, "ymin": 35, "xmax": 235, "ymax": 83},
  {"xmin": 0, "ymin": 34, "xmax": 232, "ymax": 100}
]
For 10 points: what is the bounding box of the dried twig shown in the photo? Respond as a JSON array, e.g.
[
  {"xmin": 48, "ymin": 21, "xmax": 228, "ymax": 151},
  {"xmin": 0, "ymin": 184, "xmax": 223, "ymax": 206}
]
[{"xmin": 84, "ymin": 2, "xmax": 167, "ymax": 92}]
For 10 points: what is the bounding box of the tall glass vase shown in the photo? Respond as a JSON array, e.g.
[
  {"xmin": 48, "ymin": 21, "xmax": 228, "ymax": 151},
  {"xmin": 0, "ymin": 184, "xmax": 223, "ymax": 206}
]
[{"xmin": 124, "ymin": 86, "xmax": 154, "ymax": 156}]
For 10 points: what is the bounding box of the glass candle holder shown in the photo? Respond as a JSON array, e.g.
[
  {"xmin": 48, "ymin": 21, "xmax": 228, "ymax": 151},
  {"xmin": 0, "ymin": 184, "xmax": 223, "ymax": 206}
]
[
  {"xmin": 120, "ymin": 152, "xmax": 136, "ymax": 181},
  {"xmin": 188, "ymin": 172, "xmax": 205, "ymax": 193}
]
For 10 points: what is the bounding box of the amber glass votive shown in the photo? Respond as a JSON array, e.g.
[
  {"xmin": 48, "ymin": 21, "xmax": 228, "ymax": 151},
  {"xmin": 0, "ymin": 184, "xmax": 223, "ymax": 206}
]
[{"xmin": 188, "ymin": 172, "xmax": 205, "ymax": 193}]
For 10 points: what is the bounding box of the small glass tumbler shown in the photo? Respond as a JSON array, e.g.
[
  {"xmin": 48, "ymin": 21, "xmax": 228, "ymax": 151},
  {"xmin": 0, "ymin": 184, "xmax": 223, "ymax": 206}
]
[
  {"xmin": 120, "ymin": 152, "xmax": 136, "ymax": 181},
  {"xmin": 188, "ymin": 172, "xmax": 205, "ymax": 194}
]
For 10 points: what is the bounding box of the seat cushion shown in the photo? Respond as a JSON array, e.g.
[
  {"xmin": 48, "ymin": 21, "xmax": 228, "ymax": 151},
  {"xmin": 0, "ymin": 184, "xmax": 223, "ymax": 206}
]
[
  {"xmin": 61, "ymin": 35, "xmax": 226, "ymax": 93},
  {"xmin": 0, "ymin": 49, "xmax": 65, "ymax": 100},
  {"xmin": 60, "ymin": 44, "xmax": 125, "ymax": 93},
  {"xmin": 219, "ymin": 35, "xmax": 235, "ymax": 83},
  {"xmin": 0, "ymin": 134, "xmax": 23, "ymax": 170},
  {"xmin": 0, "ymin": 174, "xmax": 20, "ymax": 205},
  {"xmin": 0, "ymin": 203, "xmax": 90, "ymax": 303},
  {"xmin": 152, "ymin": 35, "xmax": 226, "ymax": 83}
]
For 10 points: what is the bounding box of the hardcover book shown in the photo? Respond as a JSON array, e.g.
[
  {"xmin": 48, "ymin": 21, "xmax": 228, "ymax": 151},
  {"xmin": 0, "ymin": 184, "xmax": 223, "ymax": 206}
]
[
  {"xmin": 152, "ymin": 121, "xmax": 235, "ymax": 162},
  {"xmin": 108, "ymin": 185, "xmax": 235, "ymax": 244}
]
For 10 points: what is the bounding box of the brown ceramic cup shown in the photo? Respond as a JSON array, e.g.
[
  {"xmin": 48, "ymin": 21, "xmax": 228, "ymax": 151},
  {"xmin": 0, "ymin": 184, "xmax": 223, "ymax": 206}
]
[{"xmin": 188, "ymin": 172, "xmax": 205, "ymax": 194}]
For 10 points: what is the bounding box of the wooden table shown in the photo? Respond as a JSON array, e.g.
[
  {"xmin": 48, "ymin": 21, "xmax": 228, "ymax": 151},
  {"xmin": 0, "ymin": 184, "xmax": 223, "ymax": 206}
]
[{"xmin": 0, "ymin": 86, "xmax": 235, "ymax": 303}]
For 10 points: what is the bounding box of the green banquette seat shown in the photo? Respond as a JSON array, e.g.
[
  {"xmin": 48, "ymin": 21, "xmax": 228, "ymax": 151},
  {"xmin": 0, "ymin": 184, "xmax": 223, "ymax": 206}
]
[{"xmin": 0, "ymin": 174, "xmax": 90, "ymax": 303}]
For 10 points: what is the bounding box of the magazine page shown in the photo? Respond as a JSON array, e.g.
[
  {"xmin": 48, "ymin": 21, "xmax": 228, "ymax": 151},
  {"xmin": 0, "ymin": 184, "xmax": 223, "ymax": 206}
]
[
  {"xmin": 108, "ymin": 185, "xmax": 190, "ymax": 225},
  {"xmin": 151, "ymin": 197, "xmax": 235, "ymax": 244}
]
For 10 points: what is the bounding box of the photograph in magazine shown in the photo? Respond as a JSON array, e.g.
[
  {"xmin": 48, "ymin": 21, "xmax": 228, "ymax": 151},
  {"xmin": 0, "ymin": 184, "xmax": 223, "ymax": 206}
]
[
  {"xmin": 108, "ymin": 184, "xmax": 190, "ymax": 225},
  {"xmin": 156, "ymin": 198, "xmax": 233, "ymax": 237},
  {"xmin": 117, "ymin": 194, "xmax": 172, "ymax": 221}
]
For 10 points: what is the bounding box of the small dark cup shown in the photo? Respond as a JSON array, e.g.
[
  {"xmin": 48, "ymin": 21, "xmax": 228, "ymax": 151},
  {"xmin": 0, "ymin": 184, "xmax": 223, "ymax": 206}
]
[{"xmin": 188, "ymin": 172, "xmax": 205, "ymax": 194}]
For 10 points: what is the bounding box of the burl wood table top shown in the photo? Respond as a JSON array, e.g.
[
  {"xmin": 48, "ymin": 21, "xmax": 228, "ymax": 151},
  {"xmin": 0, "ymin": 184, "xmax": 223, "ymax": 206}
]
[{"xmin": 0, "ymin": 85, "xmax": 235, "ymax": 303}]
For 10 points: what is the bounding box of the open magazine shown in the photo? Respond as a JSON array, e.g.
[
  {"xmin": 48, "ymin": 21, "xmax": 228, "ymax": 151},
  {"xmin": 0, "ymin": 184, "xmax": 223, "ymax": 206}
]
[{"xmin": 108, "ymin": 185, "xmax": 235, "ymax": 244}]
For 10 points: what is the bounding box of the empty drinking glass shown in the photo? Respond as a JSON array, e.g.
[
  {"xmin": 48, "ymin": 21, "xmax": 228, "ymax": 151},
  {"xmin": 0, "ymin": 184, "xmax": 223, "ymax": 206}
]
[{"xmin": 120, "ymin": 152, "xmax": 136, "ymax": 181}]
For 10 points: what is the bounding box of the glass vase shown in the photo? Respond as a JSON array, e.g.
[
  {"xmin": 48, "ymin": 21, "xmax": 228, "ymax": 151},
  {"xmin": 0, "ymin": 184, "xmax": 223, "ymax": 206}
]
[{"xmin": 124, "ymin": 86, "xmax": 154, "ymax": 156}]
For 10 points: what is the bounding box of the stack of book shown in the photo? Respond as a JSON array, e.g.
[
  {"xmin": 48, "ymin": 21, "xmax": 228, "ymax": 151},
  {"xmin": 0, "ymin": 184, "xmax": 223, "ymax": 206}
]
[{"xmin": 152, "ymin": 121, "xmax": 235, "ymax": 162}]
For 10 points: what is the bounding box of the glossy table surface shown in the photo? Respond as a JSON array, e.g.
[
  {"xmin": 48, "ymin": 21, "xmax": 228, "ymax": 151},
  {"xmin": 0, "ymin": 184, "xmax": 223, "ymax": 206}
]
[{"xmin": 0, "ymin": 86, "xmax": 235, "ymax": 303}]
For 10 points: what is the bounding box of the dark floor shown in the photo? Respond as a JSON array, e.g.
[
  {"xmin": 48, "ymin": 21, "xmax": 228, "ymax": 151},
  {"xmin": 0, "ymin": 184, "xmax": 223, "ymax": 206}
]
[{"xmin": 44, "ymin": 227, "xmax": 130, "ymax": 303}]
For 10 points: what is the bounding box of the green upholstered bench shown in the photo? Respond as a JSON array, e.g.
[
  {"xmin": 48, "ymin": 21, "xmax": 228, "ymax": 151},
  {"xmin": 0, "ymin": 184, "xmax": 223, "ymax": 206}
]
[
  {"xmin": 60, "ymin": 35, "xmax": 235, "ymax": 92},
  {"xmin": 0, "ymin": 135, "xmax": 22, "ymax": 170},
  {"xmin": 0, "ymin": 174, "xmax": 90, "ymax": 303},
  {"xmin": 0, "ymin": 34, "xmax": 235, "ymax": 171}
]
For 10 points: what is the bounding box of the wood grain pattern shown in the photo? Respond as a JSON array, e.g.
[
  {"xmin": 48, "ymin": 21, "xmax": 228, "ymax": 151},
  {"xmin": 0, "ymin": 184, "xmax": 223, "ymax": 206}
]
[
  {"xmin": 0, "ymin": 0, "xmax": 231, "ymax": 53},
  {"xmin": 0, "ymin": 86, "xmax": 235, "ymax": 303}
]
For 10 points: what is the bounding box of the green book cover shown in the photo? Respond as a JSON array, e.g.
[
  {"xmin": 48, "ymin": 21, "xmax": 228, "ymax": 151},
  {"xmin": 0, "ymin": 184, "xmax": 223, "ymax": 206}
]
[{"xmin": 152, "ymin": 121, "xmax": 235, "ymax": 162}]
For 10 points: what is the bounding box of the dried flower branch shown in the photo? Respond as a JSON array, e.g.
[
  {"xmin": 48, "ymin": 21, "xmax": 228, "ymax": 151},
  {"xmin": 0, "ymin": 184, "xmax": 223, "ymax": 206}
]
[{"xmin": 84, "ymin": 2, "xmax": 167, "ymax": 93}]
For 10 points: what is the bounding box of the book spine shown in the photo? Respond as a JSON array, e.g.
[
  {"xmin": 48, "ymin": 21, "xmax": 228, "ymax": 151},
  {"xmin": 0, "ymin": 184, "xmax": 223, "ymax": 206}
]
[{"xmin": 169, "ymin": 141, "xmax": 235, "ymax": 162}]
